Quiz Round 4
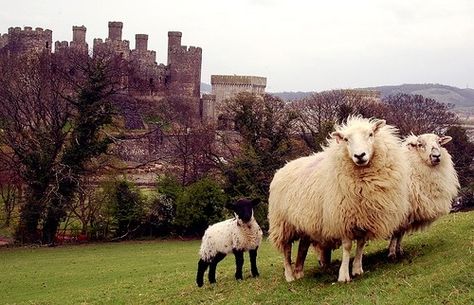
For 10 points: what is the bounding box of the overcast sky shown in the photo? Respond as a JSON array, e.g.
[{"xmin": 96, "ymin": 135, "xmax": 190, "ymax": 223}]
[{"xmin": 1, "ymin": 0, "xmax": 473, "ymax": 92}]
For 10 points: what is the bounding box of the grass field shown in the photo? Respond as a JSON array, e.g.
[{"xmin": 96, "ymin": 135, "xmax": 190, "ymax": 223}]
[{"xmin": 0, "ymin": 211, "xmax": 473, "ymax": 305}]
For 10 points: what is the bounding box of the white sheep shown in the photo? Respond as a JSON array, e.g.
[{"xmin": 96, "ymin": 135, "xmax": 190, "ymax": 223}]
[
  {"xmin": 388, "ymin": 133, "xmax": 459, "ymax": 258},
  {"xmin": 196, "ymin": 198, "xmax": 263, "ymax": 287},
  {"xmin": 268, "ymin": 117, "xmax": 410, "ymax": 282}
]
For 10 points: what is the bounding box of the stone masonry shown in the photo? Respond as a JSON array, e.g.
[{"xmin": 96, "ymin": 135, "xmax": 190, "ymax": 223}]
[{"xmin": 0, "ymin": 21, "xmax": 202, "ymax": 120}]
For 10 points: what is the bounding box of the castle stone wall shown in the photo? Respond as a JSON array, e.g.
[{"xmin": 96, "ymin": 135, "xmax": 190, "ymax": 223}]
[
  {"xmin": 210, "ymin": 75, "xmax": 267, "ymax": 121},
  {"xmin": 4, "ymin": 26, "xmax": 52, "ymax": 55}
]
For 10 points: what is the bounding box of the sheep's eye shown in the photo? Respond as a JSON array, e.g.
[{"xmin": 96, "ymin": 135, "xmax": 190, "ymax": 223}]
[
  {"xmin": 369, "ymin": 133, "xmax": 374, "ymax": 137},
  {"xmin": 343, "ymin": 138, "xmax": 348, "ymax": 142},
  {"xmin": 417, "ymin": 143, "xmax": 423, "ymax": 148}
]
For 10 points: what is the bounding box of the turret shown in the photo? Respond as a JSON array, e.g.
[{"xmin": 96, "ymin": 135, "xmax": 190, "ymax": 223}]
[
  {"xmin": 72, "ymin": 25, "xmax": 86, "ymax": 44},
  {"xmin": 135, "ymin": 34, "xmax": 148, "ymax": 51},
  {"xmin": 108, "ymin": 21, "xmax": 123, "ymax": 41}
]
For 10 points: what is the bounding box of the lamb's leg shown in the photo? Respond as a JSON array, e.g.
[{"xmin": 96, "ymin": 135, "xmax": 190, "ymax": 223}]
[
  {"xmin": 249, "ymin": 247, "xmax": 259, "ymax": 277},
  {"xmin": 196, "ymin": 259, "xmax": 209, "ymax": 287},
  {"xmin": 208, "ymin": 252, "xmax": 226, "ymax": 284},
  {"xmin": 294, "ymin": 236, "xmax": 311, "ymax": 280},
  {"xmin": 283, "ymin": 242, "xmax": 295, "ymax": 282},
  {"xmin": 352, "ymin": 237, "xmax": 366, "ymax": 277},
  {"xmin": 338, "ymin": 238, "xmax": 352, "ymax": 282},
  {"xmin": 233, "ymin": 249, "xmax": 244, "ymax": 280}
]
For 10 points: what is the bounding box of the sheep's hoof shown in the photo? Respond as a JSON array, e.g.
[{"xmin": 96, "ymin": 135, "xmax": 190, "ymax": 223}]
[
  {"xmin": 396, "ymin": 248, "xmax": 405, "ymax": 257},
  {"xmin": 294, "ymin": 269, "xmax": 304, "ymax": 280},
  {"xmin": 351, "ymin": 267, "xmax": 364, "ymax": 277},
  {"xmin": 284, "ymin": 270, "xmax": 296, "ymax": 282},
  {"xmin": 252, "ymin": 271, "xmax": 260, "ymax": 277},
  {"xmin": 337, "ymin": 273, "xmax": 351, "ymax": 283},
  {"xmin": 387, "ymin": 252, "xmax": 398, "ymax": 261}
]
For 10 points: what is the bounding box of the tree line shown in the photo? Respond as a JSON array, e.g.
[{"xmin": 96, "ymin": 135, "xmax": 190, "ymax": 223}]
[{"xmin": 0, "ymin": 52, "xmax": 472, "ymax": 243}]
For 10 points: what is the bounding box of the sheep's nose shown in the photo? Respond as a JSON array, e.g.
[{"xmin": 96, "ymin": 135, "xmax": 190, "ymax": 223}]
[{"xmin": 354, "ymin": 152, "xmax": 366, "ymax": 160}]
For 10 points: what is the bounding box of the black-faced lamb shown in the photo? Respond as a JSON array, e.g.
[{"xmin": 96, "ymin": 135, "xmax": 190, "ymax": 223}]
[{"xmin": 196, "ymin": 198, "xmax": 263, "ymax": 287}]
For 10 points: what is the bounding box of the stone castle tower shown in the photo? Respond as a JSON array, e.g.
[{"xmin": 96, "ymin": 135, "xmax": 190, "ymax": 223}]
[
  {"xmin": 0, "ymin": 21, "xmax": 203, "ymax": 124},
  {"xmin": 202, "ymin": 75, "xmax": 267, "ymax": 123}
]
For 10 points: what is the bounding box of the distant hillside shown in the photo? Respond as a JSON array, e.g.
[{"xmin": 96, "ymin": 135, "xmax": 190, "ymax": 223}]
[
  {"xmin": 200, "ymin": 82, "xmax": 211, "ymax": 94},
  {"xmin": 271, "ymin": 84, "xmax": 474, "ymax": 114}
]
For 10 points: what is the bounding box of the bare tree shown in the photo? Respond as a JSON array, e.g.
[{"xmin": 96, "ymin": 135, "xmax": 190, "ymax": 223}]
[
  {"xmin": 381, "ymin": 93, "xmax": 458, "ymax": 136},
  {"xmin": 291, "ymin": 89, "xmax": 381, "ymax": 151}
]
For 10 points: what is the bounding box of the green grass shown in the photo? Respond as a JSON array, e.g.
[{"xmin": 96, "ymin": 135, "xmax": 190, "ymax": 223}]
[{"xmin": 1, "ymin": 211, "xmax": 473, "ymax": 305}]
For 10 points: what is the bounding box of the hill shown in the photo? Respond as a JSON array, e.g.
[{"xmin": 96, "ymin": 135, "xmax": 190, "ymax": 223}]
[{"xmin": 271, "ymin": 84, "xmax": 474, "ymax": 114}]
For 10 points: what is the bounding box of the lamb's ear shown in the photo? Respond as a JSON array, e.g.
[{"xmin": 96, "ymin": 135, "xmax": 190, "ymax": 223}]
[
  {"xmin": 372, "ymin": 119, "xmax": 386, "ymax": 133},
  {"xmin": 439, "ymin": 136, "xmax": 452, "ymax": 146},
  {"xmin": 225, "ymin": 202, "xmax": 235, "ymax": 211},
  {"xmin": 331, "ymin": 131, "xmax": 344, "ymax": 144},
  {"xmin": 251, "ymin": 198, "xmax": 261, "ymax": 207}
]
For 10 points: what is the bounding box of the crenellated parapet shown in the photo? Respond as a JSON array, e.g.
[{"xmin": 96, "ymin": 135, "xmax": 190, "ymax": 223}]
[
  {"xmin": 0, "ymin": 21, "xmax": 204, "ymax": 128},
  {"xmin": 3, "ymin": 26, "xmax": 52, "ymax": 54}
]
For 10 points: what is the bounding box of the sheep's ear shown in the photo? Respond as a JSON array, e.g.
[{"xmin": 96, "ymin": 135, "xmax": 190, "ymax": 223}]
[
  {"xmin": 406, "ymin": 137, "xmax": 418, "ymax": 150},
  {"xmin": 251, "ymin": 198, "xmax": 261, "ymax": 207},
  {"xmin": 372, "ymin": 119, "xmax": 386, "ymax": 133},
  {"xmin": 225, "ymin": 202, "xmax": 235, "ymax": 211},
  {"xmin": 439, "ymin": 136, "xmax": 452, "ymax": 146},
  {"xmin": 331, "ymin": 131, "xmax": 344, "ymax": 144}
]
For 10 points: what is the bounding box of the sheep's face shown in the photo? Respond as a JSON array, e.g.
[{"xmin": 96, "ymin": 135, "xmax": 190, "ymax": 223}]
[
  {"xmin": 331, "ymin": 119, "xmax": 386, "ymax": 167},
  {"xmin": 405, "ymin": 134, "xmax": 452, "ymax": 166},
  {"xmin": 226, "ymin": 198, "xmax": 260, "ymax": 224}
]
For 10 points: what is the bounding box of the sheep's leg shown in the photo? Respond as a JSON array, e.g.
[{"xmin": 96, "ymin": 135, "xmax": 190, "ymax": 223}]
[
  {"xmin": 208, "ymin": 252, "xmax": 226, "ymax": 284},
  {"xmin": 196, "ymin": 259, "xmax": 209, "ymax": 287},
  {"xmin": 395, "ymin": 232, "xmax": 405, "ymax": 257},
  {"xmin": 388, "ymin": 234, "xmax": 398, "ymax": 259},
  {"xmin": 283, "ymin": 242, "xmax": 295, "ymax": 282},
  {"xmin": 319, "ymin": 246, "xmax": 332, "ymax": 268},
  {"xmin": 249, "ymin": 247, "xmax": 259, "ymax": 277},
  {"xmin": 294, "ymin": 236, "xmax": 311, "ymax": 280},
  {"xmin": 233, "ymin": 249, "xmax": 245, "ymax": 280},
  {"xmin": 352, "ymin": 237, "xmax": 366, "ymax": 277},
  {"xmin": 338, "ymin": 238, "xmax": 352, "ymax": 282},
  {"xmin": 388, "ymin": 230, "xmax": 404, "ymax": 259}
]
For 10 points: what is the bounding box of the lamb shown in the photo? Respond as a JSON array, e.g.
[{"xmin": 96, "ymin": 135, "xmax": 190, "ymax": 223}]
[
  {"xmin": 268, "ymin": 117, "xmax": 410, "ymax": 282},
  {"xmin": 196, "ymin": 198, "xmax": 263, "ymax": 287},
  {"xmin": 388, "ymin": 133, "xmax": 459, "ymax": 258}
]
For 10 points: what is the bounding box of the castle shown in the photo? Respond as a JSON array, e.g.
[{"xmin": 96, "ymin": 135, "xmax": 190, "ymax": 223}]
[{"xmin": 0, "ymin": 21, "xmax": 203, "ymax": 125}]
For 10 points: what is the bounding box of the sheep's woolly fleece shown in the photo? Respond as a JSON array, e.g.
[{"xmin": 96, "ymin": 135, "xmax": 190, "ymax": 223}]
[
  {"xmin": 401, "ymin": 134, "xmax": 459, "ymax": 232},
  {"xmin": 199, "ymin": 218, "xmax": 263, "ymax": 262},
  {"xmin": 268, "ymin": 117, "xmax": 410, "ymax": 252}
]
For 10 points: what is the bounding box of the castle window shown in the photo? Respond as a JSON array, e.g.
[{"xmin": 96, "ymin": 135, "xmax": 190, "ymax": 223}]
[{"xmin": 46, "ymin": 41, "xmax": 49, "ymax": 49}]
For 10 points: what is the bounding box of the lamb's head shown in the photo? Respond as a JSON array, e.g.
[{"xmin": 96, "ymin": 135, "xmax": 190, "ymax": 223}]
[
  {"xmin": 226, "ymin": 198, "xmax": 260, "ymax": 224},
  {"xmin": 405, "ymin": 133, "xmax": 452, "ymax": 166},
  {"xmin": 331, "ymin": 117, "xmax": 386, "ymax": 167}
]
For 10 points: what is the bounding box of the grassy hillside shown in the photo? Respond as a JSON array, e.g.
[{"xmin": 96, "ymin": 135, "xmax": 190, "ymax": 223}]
[{"xmin": 0, "ymin": 211, "xmax": 473, "ymax": 305}]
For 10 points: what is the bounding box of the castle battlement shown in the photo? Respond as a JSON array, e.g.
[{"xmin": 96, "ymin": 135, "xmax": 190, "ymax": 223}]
[
  {"xmin": 211, "ymin": 75, "xmax": 267, "ymax": 87},
  {"xmin": 1, "ymin": 21, "xmax": 203, "ymax": 126},
  {"xmin": 55, "ymin": 40, "xmax": 69, "ymax": 49}
]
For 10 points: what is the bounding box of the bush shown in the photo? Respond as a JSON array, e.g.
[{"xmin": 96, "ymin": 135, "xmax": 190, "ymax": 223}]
[
  {"xmin": 156, "ymin": 176, "xmax": 228, "ymax": 236},
  {"xmin": 102, "ymin": 179, "xmax": 144, "ymax": 239}
]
